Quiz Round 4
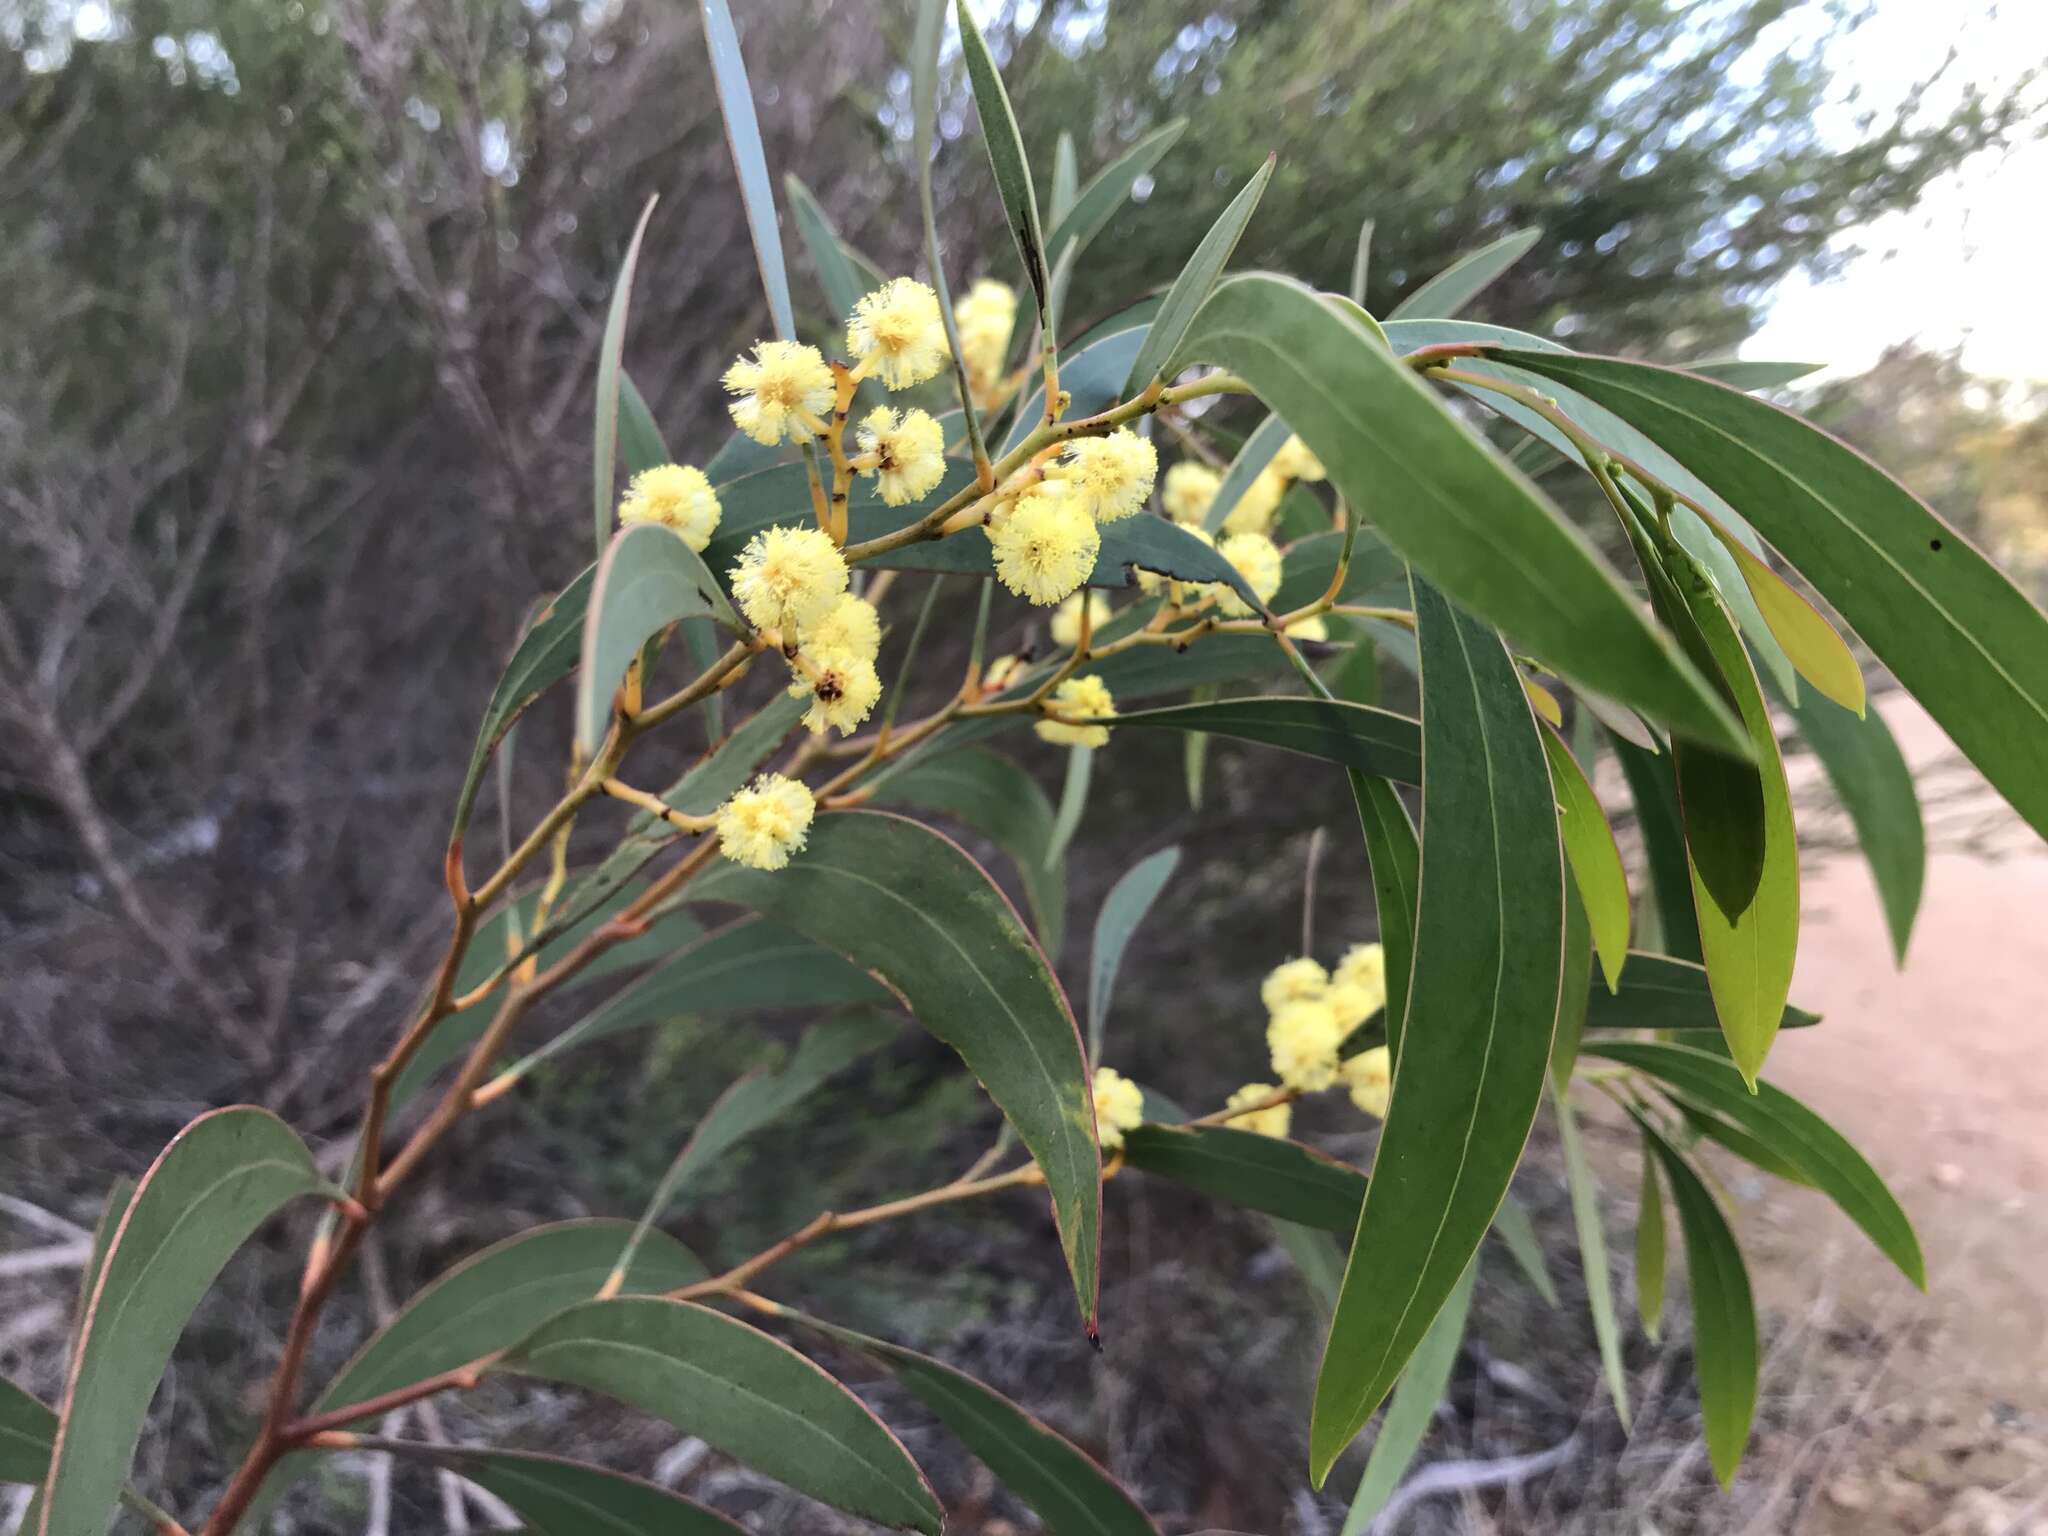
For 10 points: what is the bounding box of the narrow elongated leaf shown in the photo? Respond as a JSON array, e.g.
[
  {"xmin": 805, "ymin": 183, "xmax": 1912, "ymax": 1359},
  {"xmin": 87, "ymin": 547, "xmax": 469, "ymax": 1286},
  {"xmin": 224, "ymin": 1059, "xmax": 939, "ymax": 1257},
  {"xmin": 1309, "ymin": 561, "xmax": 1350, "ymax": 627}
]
[
  {"xmin": 1781, "ymin": 681, "xmax": 1924, "ymax": 962},
  {"xmin": 784, "ymin": 173, "xmax": 867, "ymax": 323},
  {"xmin": 1049, "ymin": 131, "xmax": 1079, "ymax": 226},
  {"xmin": 701, "ymin": 0, "xmax": 795, "ymax": 341},
  {"xmin": 501, "ymin": 1297, "xmax": 940, "ymax": 1533},
  {"xmin": 695, "ymin": 812, "xmax": 1101, "ymax": 1323},
  {"xmin": 1044, "ymin": 120, "xmax": 1185, "ymax": 276},
  {"xmin": 1202, "ymin": 414, "xmax": 1291, "ymax": 534},
  {"xmin": 875, "ymin": 748, "xmax": 1068, "ymax": 955},
  {"xmin": 1350, "ymin": 218, "xmax": 1373, "ymax": 305},
  {"xmin": 801, "ymin": 1316, "xmax": 1159, "ymax": 1536},
  {"xmin": 1125, "ymin": 156, "xmax": 1274, "ymax": 395},
  {"xmin": 1388, "ymin": 228, "xmax": 1542, "ymax": 320},
  {"xmin": 1682, "ymin": 359, "xmax": 1823, "ymax": 391},
  {"xmin": 1494, "ymin": 350, "xmax": 2048, "ymax": 843},
  {"xmin": 1, "ymin": 1378, "xmax": 53, "ymax": 1486},
  {"xmin": 1635, "ymin": 1140, "xmax": 1668, "ymax": 1340},
  {"xmin": 1489, "ymin": 1195, "xmax": 1558, "ymax": 1306},
  {"xmin": 1592, "ymin": 1040, "xmax": 1923, "ymax": 1287},
  {"xmin": 1555, "ymin": 1088, "xmax": 1631, "ymax": 1428},
  {"xmin": 1584, "ymin": 953, "xmax": 1818, "ymax": 1034},
  {"xmin": 1675, "ymin": 1097, "xmax": 1817, "ymax": 1186},
  {"xmin": 1105, "ymin": 697, "xmax": 1421, "ymax": 783},
  {"xmin": 1611, "ymin": 732, "xmax": 1698, "ymax": 960},
  {"xmin": 576, "ymin": 524, "xmax": 740, "ymax": 753},
  {"xmin": 1170, "ymin": 276, "xmax": 1743, "ymax": 753},
  {"xmin": 1087, "ymin": 846, "xmax": 1181, "ymax": 1059},
  {"xmin": 1632, "ymin": 1116, "xmax": 1758, "ymax": 1486},
  {"xmin": 618, "ymin": 373, "xmax": 667, "ymax": 477},
  {"xmin": 41, "ymin": 1109, "xmax": 332, "ymax": 1536},
  {"xmin": 955, "ymin": 0, "xmax": 1049, "ymax": 316},
  {"xmin": 1340, "ymin": 1261, "xmax": 1478, "ymax": 1535},
  {"xmin": 1121, "ymin": 1125, "xmax": 1366, "ymax": 1231},
  {"xmin": 1348, "ymin": 773, "xmax": 1418, "ymax": 1069},
  {"xmin": 1554, "ymin": 884, "xmax": 1595, "ymax": 1082},
  {"xmin": 422, "ymin": 1448, "xmax": 745, "ymax": 1535},
  {"xmin": 1703, "ymin": 520, "xmax": 1864, "ymax": 714},
  {"xmin": 1310, "ymin": 580, "xmax": 1566, "ymax": 1482},
  {"xmin": 1539, "ymin": 728, "xmax": 1630, "ymax": 992},
  {"xmin": 451, "ymin": 565, "xmax": 595, "ymax": 843},
  {"xmin": 593, "ymin": 198, "xmax": 659, "ymax": 558}
]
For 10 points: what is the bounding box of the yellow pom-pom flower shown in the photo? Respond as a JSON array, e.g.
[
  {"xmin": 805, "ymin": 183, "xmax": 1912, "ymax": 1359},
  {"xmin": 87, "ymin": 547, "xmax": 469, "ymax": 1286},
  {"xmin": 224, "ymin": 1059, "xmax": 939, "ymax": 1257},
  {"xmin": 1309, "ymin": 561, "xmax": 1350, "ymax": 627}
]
[
  {"xmin": 989, "ymin": 487, "xmax": 1100, "ymax": 606},
  {"xmin": 1136, "ymin": 525, "xmax": 1216, "ymax": 605},
  {"xmin": 805, "ymin": 593, "xmax": 881, "ymax": 661},
  {"xmin": 723, "ymin": 340, "xmax": 834, "ymax": 446},
  {"xmin": 1334, "ymin": 941, "xmax": 1387, "ymax": 1000},
  {"xmin": 1046, "ymin": 430, "xmax": 1158, "ymax": 523},
  {"xmin": 787, "ymin": 646, "xmax": 882, "ymax": 737},
  {"xmin": 1161, "ymin": 461, "xmax": 1221, "ymax": 526},
  {"xmin": 1215, "ymin": 531, "xmax": 1282, "ymax": 618},
  {"xmin": 1035, "ymin": 673, "xmax": 1116, "ymax": 749},
  {"xmin": 1049, "ymin": 590, "xmax": 1112, "ymax": 650},
  {"xmin": 617, "ymin": 464, "xmax": 722, "ymax": 551},
  {"xmin": 1260, "ymin": 956, "xmax": 1329, "ymax": 1013},
  {"xmin": 1091, "ymin": 1066, "xmax": 1146, "ymax": 1152},
  {"xmin": 1273, "ymin": 433, "xmax": 1328, "ymax": 483},
  {"xmin": 1268, "ymin": 997, "xmax": 1344, "ymax": 1092},
  {"xmin": 856, "ymin": 406, "xmax": 947, "ymax": 507},
  {"xmin": 848, "ymin": 277, "xmax": 948, "ymax": 390},
  {"xmin": 1341, "ymin": 1045, "xmax": 1393, "ymax": 1119},
  {"xmin": 1222, "ymin": 463, "xmax": 1288, "ymax": 534},
  {"xmin": 1226, "ymin": 1083, "xmax": 1293, "ymax": 1140},
  {"xmin": 715, "ymin": 774, "xmax": 816, "ymax": 871},
  {"xmin": 955, "ymin": 278, "xmax": 1017, "ymax": 398},
  {"xmin": 729, "ymin": 524, "xmax": 850, "ymax": 637}
]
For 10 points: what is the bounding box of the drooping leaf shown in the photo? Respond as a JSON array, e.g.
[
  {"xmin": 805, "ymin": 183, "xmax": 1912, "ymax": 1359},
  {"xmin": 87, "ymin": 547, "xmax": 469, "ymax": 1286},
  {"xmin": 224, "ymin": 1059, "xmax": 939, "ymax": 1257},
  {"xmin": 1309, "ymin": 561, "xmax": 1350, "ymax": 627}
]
[
  {"xmin": 1584, "ymin": 953, "xmax": 1819, "ymax": 1034},
  {"xmin": 1610, "ymin": 731, "xmax": 1699, "ymax": 960},
  {"xmin": 784, "ymin": 172, "xmax": 869, "ymax": 324},
  {"xmin": 1553, "ymin": 883, "xmax": 1595, "ymax": 1083},
  {"xmin": 1124, "ymin": 155, "xmax": 1275, "ymax": 395},
  {"xmin": 1044, "ymin": 119, "xmax": 1186, "ymax": 277},
  {"xmin": 576, "ymin": 523, "xmax": 741, "ymax": 753},
  {"xmin": 1631, "ymin": 1113, "xmax": 1759, "ymax": 1487},
  {"xmin": 1674, "ymin": 1097, "xmax": 1817, "ymax": 1186},
  {"xmin": 1121, "ymin": 1125, "xmax": 1366, "ymax": 1232},
  {"xmin": 1045, "ymin": 742, "xmax": 1093, "ymax": 870},
  {"xmin": 1488, "ymin": 1194, "xmax": 1558, "ymax": 1307},
  {"xmin": 1494, "ymin": 350, "xmax": 2048, "ymax": 844},
  {"xmin": 694, "ymin": 812, "xmax": 1101, "ymax": 1323},
  {"xmin": 40, "ymin": 1109, "xmax": 333, "ymax": 1536},
  {"xmin": 700, "ymin": 0, "xmax": 795, "ymax": 341},
  {"xmin": 1592, "ymin": 1040, "xmax": 1924, "ymax": 1287},
  {"xmin": 954, "ymin": 0, "xmax": 1049, "ymax": 318},
  {"xmin": 1310, "ymin": 579, "xmax": 1565, "ymax": 1482},
  {"xmin": 1388, "ymin": 227, "xmax": 1542, "ymax": 320},
  {"xmin": 1087, "ymin": 846, "xmax": 1181, "ymax": 1059},
  {"xmin": 1202, "ymin": 414, "xmax": 1291, "ymax": 534},
  {"xmin": 500, "ymin": 1297, "xmax": 940, "ymax": 1533},
  {"xmin": 875, "ymin": 747, "xmax": 1069, "ymax": 955},
  {"xmin": 417, "ymin": 1447, "xmax": 746, "ymax": 1536},
  {"xmin": 1635, "ymin": 1138, "xmax": 1668, "ymax": 1341},
  {"xmin": 450, "ymin": 565, "xmax": 595, "ymax": 844},
  {"xmin": 799, "ymin": 1315, "xmax": 1160, "ymax": 1536},
  {"xmin": 1169, "ymin": 276, "xmax": 1743, "ymax": 753},
  {"xmin": 1104, "ymin": 696, "xmax": 1421, "ymax": 783},
  {"xmin": 1339, "ymin": 1260, "xmax": 1478, "ymax": 1535},
  {"xmin": 1555, "ymin": 1087, "xmax": 1631, "ymax": 1428},
  {"xmin": 1539, "ymin": 727, "xmax": 1630, "ymax": 992},
  {"xmin": 1701, "ymin": 518, "xmax": 1864, "ymax": 714},
  {"xmin": 593, "ymin": 198, "xmax": 659, "ymax": 559}
]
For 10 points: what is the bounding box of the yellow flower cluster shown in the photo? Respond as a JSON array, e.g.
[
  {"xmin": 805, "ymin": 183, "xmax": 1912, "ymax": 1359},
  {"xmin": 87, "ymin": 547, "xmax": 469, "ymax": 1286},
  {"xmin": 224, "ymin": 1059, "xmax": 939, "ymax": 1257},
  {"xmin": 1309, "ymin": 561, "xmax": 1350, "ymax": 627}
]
[
  {"xmin": 715, "ymin": 773, "xmax": 815, "ymax": 871},
  {"xmin": 1035, "ymin": 673, "xmax": 1116, "ymax": 749},
  {"xmin": 784, "ymin": 593, "xmax": 883, "ymax": 736},
  {"xmin": 1161, "ymin": 430, "xmax": 1325, "ymax": 539},
  {"xmin": 729, "ymin": 524, "xmax": 849, "ymax": 637},
  {"xmin": 1341, "ymin": 1045, "xmax": 1392, "ymax": 1119},
  {"xmin": 1161, "ymin": 462, "xmax": 1222, "ymax": 525},
  {"xmin": 1091, "ymin": 1066, "xmax": 1146, "ymax": 1152},
  {"xmin": 989, "ymin": 486, "xmax": 1100, "ymax": 606},
  {"xmin": 723, "ymin": 340, "xmax": 834, "ymax": 447},
  {"xmin": 956, "ymin": 278, "xmax": 1017, "ymax": 405},
  {"xmin": 1215, "ymin": 531, "xmax": 1283, "ymax": 618},
  {"xmin": 1049, "ymin": 591, "xmax": 1112, "ymax": 650},
  {"xmin": 1225, "ymin": 1083, "xmax": 1292, "ymax": 1140},
  {"xmin": 848, "ymin": 278, "xmax": 949, "ymax": 390},
  {"xmin": 1046, "ymin": 431, "xmax": 1157, "ymax": 523},
  {"xmin": 1249, "ymin": 942, "xmax": 1391, "ymax": 1113},
  {"xmin": 617, "ymin": 464, "xmax": 722, "ymax": 551},
  {"xmin": 857, "ymin": 406, "xmax": 947, "ymax": 506}
]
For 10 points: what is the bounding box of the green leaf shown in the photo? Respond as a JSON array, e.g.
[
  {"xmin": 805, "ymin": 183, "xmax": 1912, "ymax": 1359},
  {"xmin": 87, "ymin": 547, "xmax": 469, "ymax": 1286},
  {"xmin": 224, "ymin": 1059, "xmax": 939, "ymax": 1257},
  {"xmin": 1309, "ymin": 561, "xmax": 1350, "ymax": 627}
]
[
  {"xmin": 593, "ymin": 198, "xmax": 659, "ymax": 559},
  {"xmin": 1702, "ymin": 518, "xmax": 1865, "ymax": 714},
  {"xmin": 576, "ymin": 523, "xmax": 741, "ymax": 753},
  {"xmin": 1350, "ymin": 217, "xmax": 1373, "ymax": 305},
  {"xmin": 695, "ymin": 812, "xmax": 1101, "ymax": 1324},
  {"xmin": 1670, "ymin": 569, "xmax": 1800, "ymax": 1084},
  {"xmin": 1275, "ymin": 1221, "xmax": 1348, "ymax": 1314},
  {"xmin": 1779, "ymin": 680, "xmax": 1925, "ymax": 963},
  {"xmin": 1681, "ymin": 359, "xmax": 1823, "ymax": 391},
  {"xmin": 500, "ymin": 1297, "xmax": 940, "ymax": 1533},
  {"xmin": 1388, "ymin": 228, "xmax": 1542, "ymax": 320},
  {"xmin": 450, "ymin": 565, "xmax": 595, "ymax": 845},
  {"xmin": 1584, "ymin": 953, "xmax": 1819, "ymax": 1034},
  {"xmin": 1046, "ymin": 743, "xmax": 1093, "ymax": 868},
  {"xmin": 1630, "ymin": 1114, "xmax": 1758, "ymax": 1486},
  {"xmin": 1087, "ymin": 846, "xmax": 1181, "ymax": 1059},
  {"xmin": 1347, "ymin": 773, "xmax": 1418, "ymax": 1068},
  {"xmin": 799, "ymin": 1316, "xmax": 1160, "ymax": 1536},
  {"xmin": 954, "ymin": 0, "xmax": 1049, "ymax": 318},
  {"xmin": 1493, "ymin": 350, "xmax": 2048, "ymax": 845},
  {"xmin": 1049, "ymin": 131, "xmax": 1079, "ymax": 226},
  {"xmin": 700, "ymin": 0, "xmax": 795, "ymax": 341},
  {"xmin": 1635, "ymin": 1138, "xmax": 1668, "ymax": 1341},
  {"xmin": 415, "ymin": 1448, "xmax": 745, "ymax": 1535},
  {"xmin": 617, "ymin": 373, "xmax": 668, "ymax": 478},
  {"xmin": 41, "ymin": 1108, "xmax": 332, "ymax": 1536},
  {"xmin": 1044, "ymin": 119, "xmax": 1185, "ymax": 278},
  {"xmin": 1, "ymin": 1378, "xmax": 54, "ymax": 1486},
  {"xmin": 1104, "ymin": 696, "xmax": 1421, "ymax": 784},
  {"xmin": 1202, "ymin": 414, "xmax": 1290, "ymax": 535},
  {"xmin": 1310, "ymin": 579, "xmax": 1565, "ymax": 1482},
  {"xmin": 1488, "ymin": 1195, "xmax": 1558, "ymax": 1307},
  {"xmin": 1591, "ymin": 1040, "xmax": 1924, "ymax": 1288},
  {"xmin": 1272, "ymin": 527, "xmax": 1406, "ymax": 614},
  {"xmin": 1554, "ymin": 883, "xmax": 1595, "ymax": 1084},
  {"xmin": 1124, "ymin": 155, "xmax": 1275, "ymax": 395},
  {"xmin": 1610, "ymin": 731, "xmax": 1699, "ymax": 961},
  {"xmin": 1539, "ymin": 727, "xmax": 1630, "ymax": 992},
  {"xmin": 1672, "ymin": 1096, "xmax": 1816, "ymax": 1187},
  {"xmin": 1555, "ymin": 1087, "xmax": 1631, "ymax": 1429},
  {"xmin": 1339, "ymin": 1260, "xmax": 1477, "ymax": 1535},
  {"xmin": 1121, "ymin": 1124, "xmax": 1366, "ymax": 1232},
  {"xmin": 875, "ymin": 747, "xmax": 1069, "ymax": 956},
  {"xmin": 784, "ymin": 172, "xmax": 868, "ymax": 324},
  {"xmin": 1169, "ymin": 276, "xmax": 1743, "ymax": 753}
]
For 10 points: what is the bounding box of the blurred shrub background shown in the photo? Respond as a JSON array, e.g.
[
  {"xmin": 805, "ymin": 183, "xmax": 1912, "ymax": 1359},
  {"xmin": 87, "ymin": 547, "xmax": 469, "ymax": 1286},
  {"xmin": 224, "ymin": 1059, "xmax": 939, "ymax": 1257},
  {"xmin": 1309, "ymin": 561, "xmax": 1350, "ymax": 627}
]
[{"xmin": 2, "ymin": 1, "xmax": 2044, "ymax": 1530}]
